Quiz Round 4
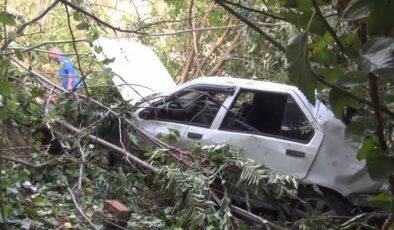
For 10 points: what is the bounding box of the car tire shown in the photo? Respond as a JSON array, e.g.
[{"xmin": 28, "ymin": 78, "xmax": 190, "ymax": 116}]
[{"xmin": 293, "ymin": 187, "xmax": 351, "ymax": 218}]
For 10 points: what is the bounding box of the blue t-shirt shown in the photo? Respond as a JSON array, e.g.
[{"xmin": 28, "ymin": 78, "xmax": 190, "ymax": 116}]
[{"xmin": 58, "ymin": 56, "xmax": 81, "ymax": 90}]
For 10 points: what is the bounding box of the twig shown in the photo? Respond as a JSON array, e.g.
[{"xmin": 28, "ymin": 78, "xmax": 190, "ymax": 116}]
[
  {"xmin": 215, "ymin": 0, "xmax": 286, "ymax": 52},
  {"xmin": 221, "ymin": 0, "xmax": 287, "ymax": 21},
  {"xmin": 118, "ymin": 117, "xmax": 135, "ymax": 168},
  {"xmin": 315, "ymin": 74, "xmax": 394, "ymax": 118},
  {"xmin": 77, "ymin": 141, "xmax": 86, "ymax": 190},
  {"xmin": 311, "ymin": 0, "xmax": 349, "ymax": 57},
  {"xmin": 58, "ymin": 120, "xmax": 159, "ymax": 173},
  {"xmin": 207, "ymin": 30, "xmax": 241, "ymax": 76},
  {"xmin": 134, "ymin": 5, "xmax": 218, "ymax": 31},
  {"xmin": 10, "ymin": 39, "xmax": 86, "ymax": 54},
  {"xmin": 0, "ymin": 121, "xmax": 9, "ymax": 229},
  {"xmin": 139, "ymin": 23, "xmax": 277, "ymax": 37},
  {"xmin": 210, "ymin": 191, "xmax": 286, "ymax": 229},
  {"xmin": 368, "ymin": 73, "xmax": 387, "ymax": 151},
  {"xmin": 64, "ymin": 4, "xmax": 89, "ymax": 95},
  {"xmin": 45, "ymin": 87, "xmax": 56, "ymax": 141},
  {"xmin": 1, "ymin": 0, "xmax": 60, "ymax": 50},
  {"xmin": 0, "ymin": 155, "xmax": 56, "ymax": 168},
  {"xmin": 59, "ymin": 0, "xmax": 144, "ymax": 35},
  {"xmin": 67, "ymin": 187, "xmax": 99, "ymax": 230},
  {"xmin": 94, "ymin": 214, "xmax": 128, "ymax": 230}
]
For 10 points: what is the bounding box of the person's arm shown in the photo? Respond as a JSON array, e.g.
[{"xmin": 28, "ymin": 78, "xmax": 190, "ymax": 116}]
[{"xmin": 67, "ymin": 74, "xmax": 73, "ymax": 91}]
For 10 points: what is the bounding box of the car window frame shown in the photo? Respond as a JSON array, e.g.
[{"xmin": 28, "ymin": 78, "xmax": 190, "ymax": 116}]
[
  {"xmin": 139, "ymin": 84, "xmax": 236, "ymax": 128},
  {"xmin": 217, "ymin": 87, "xmax": 317, "ymax": 144}
]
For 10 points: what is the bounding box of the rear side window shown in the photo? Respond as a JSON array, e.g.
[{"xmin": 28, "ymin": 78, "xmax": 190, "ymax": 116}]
[{"xmin": 220, "ymin": 90, "xmax": 314, "ymax": 143}]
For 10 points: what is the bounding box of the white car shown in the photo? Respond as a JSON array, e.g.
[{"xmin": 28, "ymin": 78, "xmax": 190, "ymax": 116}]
[
  {"xmin": 95, "ymin": 38, "xmax": 382, "ymax": 216},
  {"xmin": 133, "ymin": 77, "xmax": 382, "ymax": 216}
]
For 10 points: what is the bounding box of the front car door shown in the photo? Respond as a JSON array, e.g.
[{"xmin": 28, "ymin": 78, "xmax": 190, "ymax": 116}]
[{"xmin": 135, "ymin": 85, "xmax": 235, "ymax": 147}]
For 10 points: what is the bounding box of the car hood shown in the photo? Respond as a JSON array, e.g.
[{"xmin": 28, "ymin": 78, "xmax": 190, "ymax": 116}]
[{"xmin": 92, "ymin": 37, "xmax": 176, "ymax": 105}]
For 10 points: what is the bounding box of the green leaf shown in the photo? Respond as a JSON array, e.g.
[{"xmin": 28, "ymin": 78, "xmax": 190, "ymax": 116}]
[
  {"xmin": 367, "ymin": 1, "xmax": 394, "ymax": 36},
  {"xmin": 3, "ymin": 204, "xmax": 13, "ymax": 217},
  {"xmin": 6, "ymin": 100, "xmax": 18, "ymax": 112},
  {"xmin": 0, "ymin": 81, "xmax": 16, "ymax": 96},
  {"xmin": 31, "ymin": 86, "xmax": 46, "ymax": 98},
  {"xmin": 336, "ymin": 71, "xmax": 368, "ymax": 88},
  {"xmin": 73, "ymin": 12, "xmax": 83, "ymax": 21},
  {"xmin": 281, "ymin": 10, "xmax": 326, "ymax": 35},
  {"xmin": 0, "ymin": 58, "xmax": 11, "ymax": 69},
  {"xmin": 329, "ymin": 89, "xmax": 346, "ymax": 118},
  {"xmin": 384, "ymin": 89, "xmax": 394, "ymax": 103},
  {"xmin": 0, "ymin": 110, "xmax": 9, "ymax": 121},
  {"xmin": 357, "ymin": 137, "xmax": 381, "ymax": 160},
  {"xmin": 14, "ymin": 49, "xmax": 24, "ymax": 61},
  {"xmin": 318, "ymin": 67, "xmax": 344, "ymax": 83},
  {"xmin": 31, "ymin": 196, "xmax": 49, "ymax": 206},
  {"xmin": 87, "ymin": 29, "xmax": 99, "ymax": 43},
  {"xmin": 0, "ymin": 12, "xmax": 16, "ymax": 25},
  {"xmin": 94, "ymin": 45, "xmax": 102, "ymax": 54},
  {"xmin": 286, "ymin": 32, "xmax": 316, "ymax": 104},
  {"xmin": 359, "ymin": 37, "xmax": 394, "ymax": 76},
  {"xmin": 369, "ymin": 193, "xmax": 392, "ymax": 210},
  {"xmin": 358, "ymin": 137, "xmax": 394, "ymax": 180},
  {"xmin": 366, "ymin": 154, "xmax": 394, "ymax": 181},
  {"xmin": 76, "ymin": 22, "xmax": 89, "ymax": 30},
  {"xmin": 311, "ymin": 48, "xmax": 337, "ymax": 65},
  {"xmin": 342, "ymin": 0, "xmax": 370, "ymax": 20},
  {"xmin": 345, "ymin": 115, "xmax": 376, "ymax": 141}
]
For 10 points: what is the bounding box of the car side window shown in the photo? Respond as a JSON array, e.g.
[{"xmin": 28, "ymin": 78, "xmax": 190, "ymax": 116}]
[
  {"xmin": 139, "ymin": 88, "xmax": 230, "ymax": 128},
  {"xmin": 220, "ymin": 89, "xmax": 314, "ymax": 143}
]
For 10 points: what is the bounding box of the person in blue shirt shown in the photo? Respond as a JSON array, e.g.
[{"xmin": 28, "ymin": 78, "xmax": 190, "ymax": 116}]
[{"xmin": 49, "ymin": 48, "xmax": 81, "ymax": 91}]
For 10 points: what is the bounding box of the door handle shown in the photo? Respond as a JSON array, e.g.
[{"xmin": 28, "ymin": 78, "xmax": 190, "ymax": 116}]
[
  {"xmin": 187, "ymin": 132, "xmax": 203, "ymax": 139},
  {"xmin": 286, "ymin": 149, "xmax": 305, "ymax": 158}
]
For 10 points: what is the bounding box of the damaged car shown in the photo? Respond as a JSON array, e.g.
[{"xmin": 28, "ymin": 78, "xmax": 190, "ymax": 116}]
[{"xmin": 94, "ymin": 38, "xmax": 384, "ymax": 217}]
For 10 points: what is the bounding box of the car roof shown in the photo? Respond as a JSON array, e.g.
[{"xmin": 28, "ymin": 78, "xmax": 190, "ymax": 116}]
[{"xmin": 187, "ymin": 76, "xmax": 299, "ymax": 92}]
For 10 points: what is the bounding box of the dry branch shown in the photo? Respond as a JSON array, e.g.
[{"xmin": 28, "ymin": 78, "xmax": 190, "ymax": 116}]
[
  {"xmin": 67, "ymin": 187, "xmax": 99, "ymax": 230},
  {"xmin": 207, "ymin": 30, "xmax": 241, "ymax": 76}
]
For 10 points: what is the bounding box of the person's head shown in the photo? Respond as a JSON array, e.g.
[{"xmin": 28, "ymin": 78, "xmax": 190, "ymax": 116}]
[{"xmin": 49, "ymin": 48, "xmax": 62, "ymax": 62}]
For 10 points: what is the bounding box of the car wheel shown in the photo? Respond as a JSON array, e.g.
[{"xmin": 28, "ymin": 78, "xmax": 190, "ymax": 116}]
[{"xmin": 293, "ymin": 188, "xmax": 351, "ymax": 218}]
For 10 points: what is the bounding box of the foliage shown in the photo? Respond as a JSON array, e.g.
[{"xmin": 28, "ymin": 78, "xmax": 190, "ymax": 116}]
[{"xmin": 0, "ymin": 0, "xmax": 393, "ymax": 229}]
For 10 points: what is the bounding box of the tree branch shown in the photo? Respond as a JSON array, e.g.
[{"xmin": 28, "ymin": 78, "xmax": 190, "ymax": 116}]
[
  {"xmin": 1, "ymin": 0, "xmax": 60, "ymax": 50},
  {"xmin": 59, "ymin": 0, "xmax": 143, "ymax": 35},
  {"xmin": 368, "ymin": 73, "xmax": 387, "ymax": 151},
  {"xmin": 67, "ymin": 187, "xmax": 99, "ymax": 230},
  {"xmin": 64, "ymin": 4, "xmax": 89, "ymax": 95},
  {"xmin": 311, "ymin": 0, "xmax": 348, "ymax": 57},
  {"xmin": 221, "ymin": 0, "xmax": 287, "ymax": 22},
  {"xmin": 316, "ymin": 74, "xmax": 394, "ymax": 118},
  {"xmin": 215, "ymin": 0, "xmax": 285, "ymax": 52},
  {"xmin": 207, "ymin": 31, "xmax": 241, "ymax": 76}
]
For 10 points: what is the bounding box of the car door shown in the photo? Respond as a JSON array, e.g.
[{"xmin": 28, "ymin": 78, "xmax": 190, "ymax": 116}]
[
  {"xmin": 184, "ymin": 87, "xmax": 324, "ymax": 179},
  {"xmin": 135, "ymin": 85, "xmax": 235, "ymax": 147}
]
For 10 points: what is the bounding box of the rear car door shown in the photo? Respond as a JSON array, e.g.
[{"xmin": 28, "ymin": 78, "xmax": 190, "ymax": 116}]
[{"xmin": 191, "ymin": 87, "xmax": 324, "ymax": 179}]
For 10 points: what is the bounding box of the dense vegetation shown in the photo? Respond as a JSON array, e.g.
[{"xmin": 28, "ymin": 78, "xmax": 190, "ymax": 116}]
[{"xmin": 0, "ymin": 0, "xmax": 393, "ymax": 229}]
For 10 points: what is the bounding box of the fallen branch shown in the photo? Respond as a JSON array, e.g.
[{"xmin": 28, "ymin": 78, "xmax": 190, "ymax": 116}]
[
  {"xmin": 0, "ymin": 155, "xmax": 57, "ymax": 168},
  {"xmin": 67, "ymin": 187, "xmax": 99, "ymax": 230},
  {"xmin": 57, "ymin": 119, "xmax": 284, "ymax": 227}
]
